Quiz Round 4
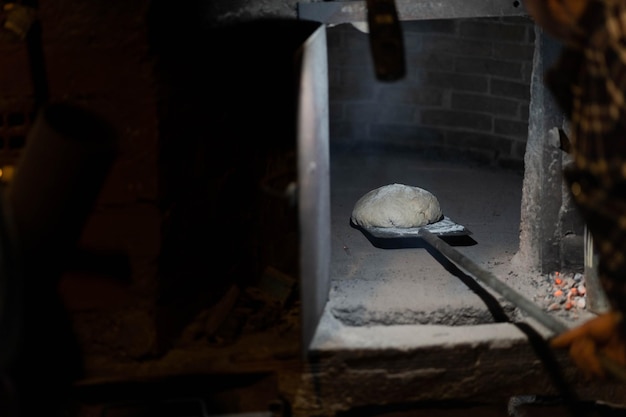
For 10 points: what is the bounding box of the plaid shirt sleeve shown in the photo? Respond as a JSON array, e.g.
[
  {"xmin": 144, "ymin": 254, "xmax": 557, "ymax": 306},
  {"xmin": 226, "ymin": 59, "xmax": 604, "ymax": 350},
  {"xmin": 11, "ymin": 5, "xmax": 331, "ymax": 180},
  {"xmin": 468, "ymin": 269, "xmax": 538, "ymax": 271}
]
[{"xmin": 546, "ymin": 0, "xmax": 626, "ymax": 321}]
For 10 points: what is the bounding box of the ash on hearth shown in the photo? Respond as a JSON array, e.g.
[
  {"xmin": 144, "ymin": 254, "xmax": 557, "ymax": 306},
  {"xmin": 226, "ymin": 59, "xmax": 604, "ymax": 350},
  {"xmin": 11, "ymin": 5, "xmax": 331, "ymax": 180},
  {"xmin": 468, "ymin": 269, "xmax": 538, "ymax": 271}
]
[{"xmin": 533, "ymin": 271, "xmax": 588, "ymax": 320}]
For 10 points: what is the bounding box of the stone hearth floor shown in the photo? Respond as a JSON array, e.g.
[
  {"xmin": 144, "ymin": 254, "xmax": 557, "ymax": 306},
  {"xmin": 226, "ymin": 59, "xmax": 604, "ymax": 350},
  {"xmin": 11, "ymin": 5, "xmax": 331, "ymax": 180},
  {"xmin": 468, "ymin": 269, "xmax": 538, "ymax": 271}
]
[{"xmin": 327, "ymin": 148, "xmax": 594, "ymax": 329}]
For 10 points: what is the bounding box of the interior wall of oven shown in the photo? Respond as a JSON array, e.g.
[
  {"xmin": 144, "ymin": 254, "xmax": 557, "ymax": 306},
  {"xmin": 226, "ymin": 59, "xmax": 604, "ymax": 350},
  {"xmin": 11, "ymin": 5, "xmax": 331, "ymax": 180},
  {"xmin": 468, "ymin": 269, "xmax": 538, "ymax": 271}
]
[
  {"xmin": 323, "ymin": 18, "xmax": 585, "ymax": 327},
  {"xmin": 328, "ymin": 18, "xmax": 534, "ymax": 169}
]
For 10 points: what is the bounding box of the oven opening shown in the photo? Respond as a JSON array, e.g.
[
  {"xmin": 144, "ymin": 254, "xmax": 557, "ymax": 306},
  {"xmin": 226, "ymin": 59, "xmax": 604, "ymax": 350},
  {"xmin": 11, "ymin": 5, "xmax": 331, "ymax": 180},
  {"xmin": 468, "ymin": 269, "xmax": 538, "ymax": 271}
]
[
  {"xmin": 326, "ymin": 18, "xmax": 533, "ymax": 328},
  {"xmin": 310, "ymin": 15, "xmax": 595, "ymax": 335},
  {"xmin": 288, "ymin": 7, "xmax": 626, "ymax": 410}
]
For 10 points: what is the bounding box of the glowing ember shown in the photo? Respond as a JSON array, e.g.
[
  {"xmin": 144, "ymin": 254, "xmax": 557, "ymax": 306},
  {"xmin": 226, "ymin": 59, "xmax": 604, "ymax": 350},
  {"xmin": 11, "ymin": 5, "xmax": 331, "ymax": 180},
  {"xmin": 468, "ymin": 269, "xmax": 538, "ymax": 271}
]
[
  {"xmin": 533, "ymin": 271, "xmax": 588, "ymax": 319},
  {"xmin": 554, "ymin": 272, "xmax": 563, "ymax": 285}
]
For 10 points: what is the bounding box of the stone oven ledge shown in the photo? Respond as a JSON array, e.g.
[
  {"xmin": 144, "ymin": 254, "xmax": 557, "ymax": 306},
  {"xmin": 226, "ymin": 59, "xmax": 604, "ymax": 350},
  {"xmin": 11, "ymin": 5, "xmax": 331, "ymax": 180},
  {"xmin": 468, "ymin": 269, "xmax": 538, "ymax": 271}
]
[{"xmin": 292, "ymin": 307, "xmax": 626, "ymax": 417}]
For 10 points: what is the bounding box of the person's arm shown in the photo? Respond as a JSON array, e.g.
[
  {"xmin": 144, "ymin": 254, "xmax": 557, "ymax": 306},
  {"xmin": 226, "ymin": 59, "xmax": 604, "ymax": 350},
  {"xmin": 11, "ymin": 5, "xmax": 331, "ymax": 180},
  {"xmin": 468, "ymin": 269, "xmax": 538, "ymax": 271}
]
[{"xmin": 550, "ymin": 311, "xmax": 626, "ymax": 378}]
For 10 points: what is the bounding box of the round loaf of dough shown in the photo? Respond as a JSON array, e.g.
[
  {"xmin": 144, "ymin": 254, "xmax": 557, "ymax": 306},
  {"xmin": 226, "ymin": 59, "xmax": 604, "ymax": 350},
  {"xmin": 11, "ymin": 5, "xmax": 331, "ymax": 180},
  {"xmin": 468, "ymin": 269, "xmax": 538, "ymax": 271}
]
[{"xmin": 351, "ymin": 183, "xmax": 443, "ymax": 228}]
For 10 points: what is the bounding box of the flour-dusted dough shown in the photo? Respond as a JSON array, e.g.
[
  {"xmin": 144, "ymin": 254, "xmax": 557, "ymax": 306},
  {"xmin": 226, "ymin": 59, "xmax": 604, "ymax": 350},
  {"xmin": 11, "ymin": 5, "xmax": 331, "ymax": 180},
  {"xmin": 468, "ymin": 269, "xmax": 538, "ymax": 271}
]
[{"xmin": 351, "ymin": 183, "xmax": 443, "ymax": 228}]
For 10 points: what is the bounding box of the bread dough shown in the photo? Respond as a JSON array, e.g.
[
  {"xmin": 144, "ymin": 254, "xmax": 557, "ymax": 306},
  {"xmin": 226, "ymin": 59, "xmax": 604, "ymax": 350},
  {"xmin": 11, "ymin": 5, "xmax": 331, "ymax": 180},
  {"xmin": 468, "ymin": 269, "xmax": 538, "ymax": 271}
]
[{"xmin": 351, "ymin": 183, "xmax": 443, "ymax": 228}]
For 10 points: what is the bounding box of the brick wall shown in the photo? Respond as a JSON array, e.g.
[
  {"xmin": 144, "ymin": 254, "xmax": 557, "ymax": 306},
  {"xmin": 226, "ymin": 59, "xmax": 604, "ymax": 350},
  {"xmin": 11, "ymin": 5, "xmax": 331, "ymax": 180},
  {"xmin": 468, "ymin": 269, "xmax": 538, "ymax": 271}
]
[
  {"xmin": 1, "ymin": 0, "xmax": 161, "ymax": 361},
  {"xmin": 327, "ymin": 16, "xmax": 535, "ymax": 170}
]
